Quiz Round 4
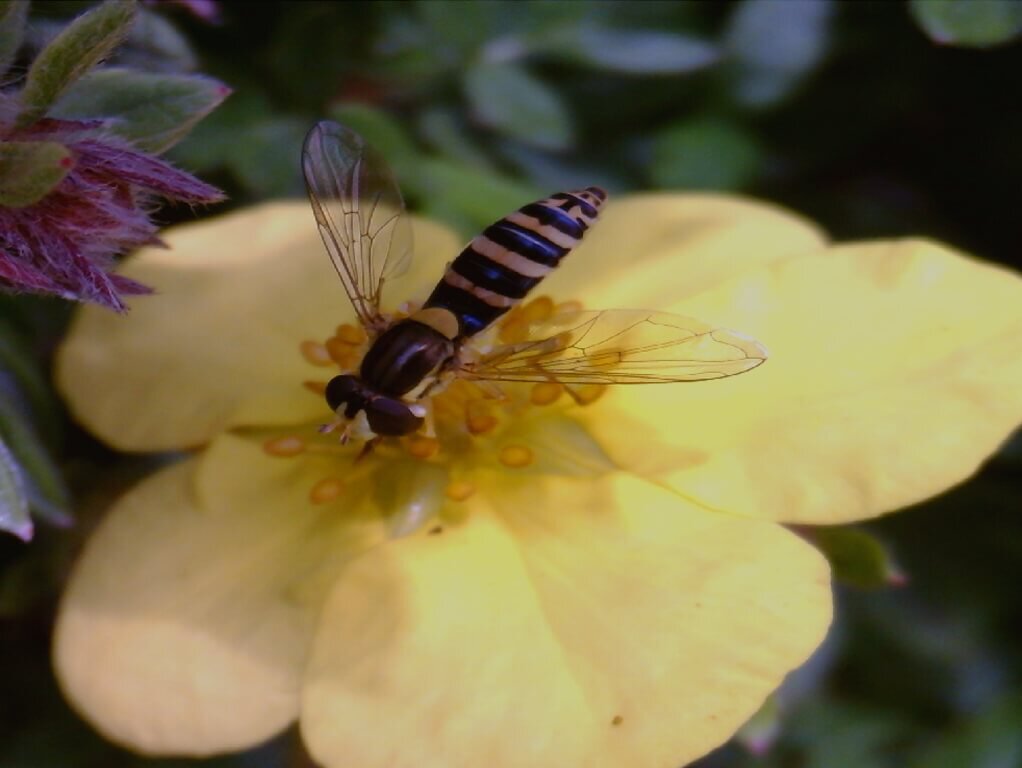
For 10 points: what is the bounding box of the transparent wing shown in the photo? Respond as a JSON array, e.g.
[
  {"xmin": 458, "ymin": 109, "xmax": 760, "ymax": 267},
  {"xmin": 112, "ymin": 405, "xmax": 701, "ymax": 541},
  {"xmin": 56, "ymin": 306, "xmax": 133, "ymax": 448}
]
[
  {"xmin": 302, "ymin": 120, "xmax": 413, "ymax": 330},
  {"xmin": 460, "ymin": 309, "xmax": 767, "ymax": 384}
]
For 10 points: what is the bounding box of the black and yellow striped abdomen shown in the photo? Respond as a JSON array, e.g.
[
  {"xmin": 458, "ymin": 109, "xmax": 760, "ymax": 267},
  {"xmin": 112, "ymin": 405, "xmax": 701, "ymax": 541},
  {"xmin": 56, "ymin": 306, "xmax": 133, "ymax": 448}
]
[{"xmin": 424, "ymin": 186, "xmax": 607, "ymax": 337}]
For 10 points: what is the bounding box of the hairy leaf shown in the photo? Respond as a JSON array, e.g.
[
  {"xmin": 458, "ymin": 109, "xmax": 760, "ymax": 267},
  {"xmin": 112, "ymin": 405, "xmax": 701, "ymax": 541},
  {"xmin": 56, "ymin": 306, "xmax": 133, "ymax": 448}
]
[{"xmin": 17, "ymin": 0, "xmax": 138, "ymax": 127}]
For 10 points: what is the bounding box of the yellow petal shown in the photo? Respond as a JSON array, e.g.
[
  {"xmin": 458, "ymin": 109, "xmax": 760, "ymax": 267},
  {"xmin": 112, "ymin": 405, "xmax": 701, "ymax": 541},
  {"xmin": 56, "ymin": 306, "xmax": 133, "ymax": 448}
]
[
  {"xmin": 56, "ymin": 202, "xmax": 460, "ymax": 451},
  {"xmin": 583, "ymin": 239, "xmax": 1022, "ymax": 524},
  {"xmin": 301, "ymin": 472, "xmax": 830, "ymax": 768},
  {"xmin": 53, "ymin": 438, "xmax": 381, "ymax": 755},
  {"xmin": 544, "ymin": 193, "xmax": 827, "ymax": 308}
]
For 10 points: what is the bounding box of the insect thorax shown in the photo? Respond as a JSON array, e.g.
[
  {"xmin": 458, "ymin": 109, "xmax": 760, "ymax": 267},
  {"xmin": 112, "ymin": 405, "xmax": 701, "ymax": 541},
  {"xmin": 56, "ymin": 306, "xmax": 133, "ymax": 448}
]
[{"xmin": 359, "ymin": 319, "xmax": 455, "ymax": 397}]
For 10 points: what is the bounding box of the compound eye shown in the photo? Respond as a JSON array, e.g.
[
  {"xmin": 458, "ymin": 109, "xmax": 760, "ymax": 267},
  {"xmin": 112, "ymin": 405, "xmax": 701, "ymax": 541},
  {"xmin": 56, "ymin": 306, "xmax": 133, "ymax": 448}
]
[
  {"xmin": 365, "ymin": 397, "xmax": 424, "ymax": 437},
  {"xmin": 325, "ymin": 375, "xmax": 360, "ymax": 413}
]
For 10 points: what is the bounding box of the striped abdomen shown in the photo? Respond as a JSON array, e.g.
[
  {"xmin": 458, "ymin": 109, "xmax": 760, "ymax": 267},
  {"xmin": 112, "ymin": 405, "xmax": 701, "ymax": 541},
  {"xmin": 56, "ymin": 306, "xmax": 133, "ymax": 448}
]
[{"xmin": 423, "ymin": 186, "xmax": 607, "ymax": 337}]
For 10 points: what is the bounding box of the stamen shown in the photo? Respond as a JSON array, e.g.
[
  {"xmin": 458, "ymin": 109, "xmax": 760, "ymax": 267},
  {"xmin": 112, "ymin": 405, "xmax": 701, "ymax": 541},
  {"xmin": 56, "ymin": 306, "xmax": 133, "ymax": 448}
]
[
  {"xmin": 499, "ymin": 444, "xmax": 534, "ymax": 468},
  {"xmin": 303, "ymin": 380, "xmax": 327, "ymax": 396},
  {"xmin": 556, "ymin": 299, "xmax": 584, "ymax": 314},
  {"xmin": 530, "ymin": 382, "xmax": 563, "ymax": 406},
  {"xmin": 572, "ymin": 384, "xmax": 607, "ymax": 405},
  {"xmin": 445, "ymin": 480, "xmax": 476, "ymax": 502},
  {"xmin": 334, "ymin": 323, "xmax": 367, "ymax": 345},
  {"xmin": 325, "ymin": 337, "xmax": 359, "ymax": 369},
  {"xmin": 498, "ymin": 315, "xmax": 529, "ymax": 345},
  {"xmin": 465, "ymin": 400, "xmax": 498, "ymax": 435},
  {"xmin": 299, "ymin": 340, "xmax": 334, "ymax": 366},
  {"xmin": 405, "ymin": 435, "xmax": 440, "ymax": 459},
  {"xmin": 263, "ymin": 436, "xmax": 305, "ymax": 457},
  {"xmin": 521, "ymin": 296, "xmax": 555, "ymax": 322},
  {"xmin": 309, "ymin": 477, "xmax": 344, "ymax": 504}
]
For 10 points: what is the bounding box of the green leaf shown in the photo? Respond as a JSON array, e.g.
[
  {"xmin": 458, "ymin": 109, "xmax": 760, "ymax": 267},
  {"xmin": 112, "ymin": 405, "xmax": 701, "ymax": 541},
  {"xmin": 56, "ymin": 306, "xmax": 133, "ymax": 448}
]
[
  {"xmin": 910, "ymin": 694, "xmax": 1022, "ymax": 768},
  {"xmin": 0, "ymin": 382, "xmax": 71, "ymax": 529},
  {"xmin": 792, "ymin": 699, "xmax": 916, "ymax": 768},
  {"xmin": 16, "ymin": 0, "xmax": 138, "ymax": 127},
  {"xmin": 809, "ymin": 526, "xmax": 904, "ymax": 589},
  {"xmin": 0, "ymin": 0, "xmax": 29, "ymax": 76},
  {"xmin": 725, "ymin": 0, "xmax": 834, "ymax": 108},
  {"xmin": 116, "ymin": 6, "xmax": 197, "ymax": 73},
  {"xmin": 464, "ymin": 61, "xmax": 573, "ymax": 151},
  {"xmin": 416, "ymin": 0, "xmax": 500, "ymax": 54},
  {"xmin": 415, "ymin": 157, "xmax": 542, "ymax": 237},
  {"xmin": 0, "ymin": 434, "xmax": 32, "ymax": 541},
  {"xmin": 167, "ymin": 87, "xmax": 271, "ymax": 172},
  {"xmin": 227, "ymin": 116, "xmax": 308, "ymax": 198},
  {"xmin": 418, "ymin": 107, "xmax": 495, "ymax": 171},
  {"xmin": 553, "ymin": 26, "xmax": 719, "ymax": 74},
  {"xmin": 649, "ymin": 116, "xmax": 761, "ymax": 191},
  {"xmin": 0, "ymin": 141, "xmax": 73, "ymax": 207},
  {"xmin": 910, "ymin": 0, "xmax": 1022, "ymax": 47},
  {"xmin": 327, "ymin": 103, "xmax": 420, "ymax": 178},
  {"xmin": 497, "ymin": 141, "xmax": 625, "ymax": 195},
  {"xmin": 0, "ymin": 319, "xmax": 62, "ymax": 448},
  {"xmin": 51, "ymin": 68, "xmax": 230, "ymax": 153}
]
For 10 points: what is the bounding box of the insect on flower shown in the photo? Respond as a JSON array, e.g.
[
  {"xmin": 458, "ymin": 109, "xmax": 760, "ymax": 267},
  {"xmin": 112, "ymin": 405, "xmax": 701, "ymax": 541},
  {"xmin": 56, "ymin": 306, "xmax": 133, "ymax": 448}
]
[{"xmin": 303, "ymin": 120, "xmax": 768, "ymax": 445}]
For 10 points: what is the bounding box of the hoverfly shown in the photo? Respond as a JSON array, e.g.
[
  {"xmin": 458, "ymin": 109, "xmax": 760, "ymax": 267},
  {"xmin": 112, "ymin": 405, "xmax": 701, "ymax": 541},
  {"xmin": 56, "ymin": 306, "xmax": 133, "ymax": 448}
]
[{"xmin": 303, "ymin": 120, "xmax": 766, "ymax": 443}]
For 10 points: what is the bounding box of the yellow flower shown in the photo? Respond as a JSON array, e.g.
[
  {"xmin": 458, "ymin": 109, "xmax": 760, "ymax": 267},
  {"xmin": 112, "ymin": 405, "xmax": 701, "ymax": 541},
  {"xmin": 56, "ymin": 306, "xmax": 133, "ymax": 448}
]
[{"xmin": 53, "ymin": 196, "xmax": 1022, "ymax": 767}]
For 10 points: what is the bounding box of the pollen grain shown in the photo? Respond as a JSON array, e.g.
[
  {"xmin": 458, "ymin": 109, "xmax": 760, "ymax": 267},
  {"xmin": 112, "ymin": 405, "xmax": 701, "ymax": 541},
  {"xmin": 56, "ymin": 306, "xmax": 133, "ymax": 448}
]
[
  {"xmin": 405, "ymin": 435, "xmax": 440, "ymax": 459},
  {"xmin": 530, "ymin": 381, "xmax": 563, "ymax": 406},
  {"xmin": 570, "ymin": 383, "xmax": 607, "ymax": 406},
  {"xmin": 334, "ymin": 323, "xmax": 367, "ymax": 345},
  {"xmin": 299, "ymin": 340, "xmax": 334, "ymax": 366},
  {"xmin": 521, "ymin": 295, "xmax": 555, "ymax": 322},
  {"xmin": 325, "ymin": 337, "xmax": 359, "ymax": 369},
  {"xmin": 309, "ymin": 477, "xmax": 344, "ymax": 504},
  {"xmin": 556, "ymin": 299, "xmax": 584, "ymax": 314},
  {"xmin": 303, "ymin": 380, "xmax": 327, "ymax": 396},
  {"xmin": 465, "ymin": 400, "xmax": 499, "ymax": 435},
  {"xmin": 445, "ymin": 479, "xmax": 476, "ymax": 502},
  {"xmin": 263, "ymin": 435, "xmax": 306, "ymax": 457}
]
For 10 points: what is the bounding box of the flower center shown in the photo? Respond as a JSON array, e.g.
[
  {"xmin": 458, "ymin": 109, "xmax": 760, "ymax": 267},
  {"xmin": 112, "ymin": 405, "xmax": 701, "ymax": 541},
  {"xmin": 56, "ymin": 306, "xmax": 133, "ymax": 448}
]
[{"xmin": 262, "ymin": 296, "xmax": 611, "ymax": 534}]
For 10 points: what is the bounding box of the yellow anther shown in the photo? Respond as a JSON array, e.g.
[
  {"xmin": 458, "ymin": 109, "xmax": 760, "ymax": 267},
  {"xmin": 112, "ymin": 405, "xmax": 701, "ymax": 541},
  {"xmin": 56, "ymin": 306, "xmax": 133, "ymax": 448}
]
[
  {"xmin": 325, "ymin": 337, "xmax": 359, "ymax": 368},
  {"xmin": 465, "ymin": 400, "xmax": 498, "ymax": 435},
  {"xmin": 299, "ymin": 340, "xmax": 334, "ymax": 366},
  {"xmin": 522, "ymin": 295, "xmax": 555, "ymax": 322},
  {"xmin": 334, "ymin": 323, "xmax": 366, "ymax": 345},
  {"xmin": 498, "ymin": 316, "xmax": 529, "ymax": 345},
  {"xmin": 303, "ymin": 380, "xmax": 327, "ymax": 396},
  {"xmin": 309, "ymin": 477, "xmax": 344, "ymax": 504},
  {"xmin": 263, "ymin": 435, "xmax": 305, "ymax": 457},
  {"xmin": 498, "ymin": 444, "xmax": 534, "ymax": 468},
  {"xmin": 405, "ymin": 435, "xmax": 440, "ymax": 459},
  {"xmin": 556, "ymin": 299, "xmax": 584, "ymax": 314},
  {"xmin": 445, "ymin": 480, "xmax": 476, "ymax": 502},
  {"xmin": 530, "ymin": 381, "xmax": 563, "ymax": 406},
  {"xmin": 572, "ymin": 384, "xmax": 607, "ymax": 405}
]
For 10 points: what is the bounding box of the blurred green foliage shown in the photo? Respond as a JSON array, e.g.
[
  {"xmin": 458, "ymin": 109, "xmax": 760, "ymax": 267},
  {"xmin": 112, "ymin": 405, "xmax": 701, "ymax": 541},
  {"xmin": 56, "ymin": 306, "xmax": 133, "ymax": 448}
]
[{"xmin": 2, "ymin": 1, "xmax": 1022, "ymax": 766}]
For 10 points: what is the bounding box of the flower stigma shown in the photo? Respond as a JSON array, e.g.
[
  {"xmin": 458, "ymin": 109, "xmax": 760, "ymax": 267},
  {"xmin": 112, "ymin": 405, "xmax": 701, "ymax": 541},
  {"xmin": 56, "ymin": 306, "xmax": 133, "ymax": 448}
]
[{"xmin": 261, "ymin": 296, "xmax": 611, "ymax": 535}]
